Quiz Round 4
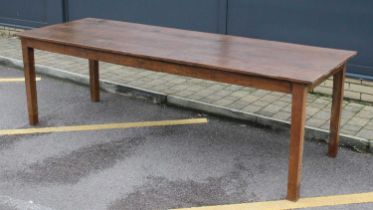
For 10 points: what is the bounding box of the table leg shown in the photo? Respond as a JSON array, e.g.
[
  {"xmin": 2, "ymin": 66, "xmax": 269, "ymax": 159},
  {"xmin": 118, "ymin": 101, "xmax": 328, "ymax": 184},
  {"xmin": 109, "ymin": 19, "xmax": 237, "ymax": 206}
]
[
  {"xmin": 89, "ymin": 59, "xmax": 100, "ymax": 102},
  {"xmin": 287, "ymin": 84, "xmax": 308, "ymax": 201},
  {"xmin": 328, "ymin": 65, "xmax": 346, "ymax": 158},
  {"xmin": 22, "ymin": 40, "xmax": 39, "ymax": 125}
]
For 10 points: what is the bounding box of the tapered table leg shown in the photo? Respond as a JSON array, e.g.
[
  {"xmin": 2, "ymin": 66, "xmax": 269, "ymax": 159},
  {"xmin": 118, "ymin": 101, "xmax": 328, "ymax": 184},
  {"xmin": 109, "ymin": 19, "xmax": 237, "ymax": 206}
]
[
  {"xmin": 287, "ymin": 84, "xmax": 308, "ymax": 201},
  {"xmin": 328, "ymin": 65, "xmax": 346, "ymax": 158},
  {"xmin": 22, "ymin": 40, "xmax": 38, "ymax": 125},
  {"xmin": 89, "ymin": 59, "xmax": 100, "ymax": 102}
]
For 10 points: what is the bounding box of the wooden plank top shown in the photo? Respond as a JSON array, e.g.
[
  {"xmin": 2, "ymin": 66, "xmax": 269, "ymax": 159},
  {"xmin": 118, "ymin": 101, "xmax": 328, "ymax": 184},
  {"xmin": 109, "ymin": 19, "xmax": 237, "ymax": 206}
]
[{"xmin": 18, "ymin": 18, "xmax": 357, "ymax": 85}]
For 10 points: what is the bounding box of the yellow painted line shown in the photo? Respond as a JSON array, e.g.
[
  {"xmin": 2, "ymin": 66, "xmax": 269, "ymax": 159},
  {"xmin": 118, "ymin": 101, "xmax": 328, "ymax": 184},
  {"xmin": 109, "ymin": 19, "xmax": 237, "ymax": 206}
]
[
  {"xmin": 0, "ymin": 118, "xmax": 208, "ymax": 136},
  {"xmin": 0, "ymin": 77, "xmax": 42, "ymax": 83},
  {"xmin": 173, "ymin": 192, "xmax": 373, "ymax": 210}
]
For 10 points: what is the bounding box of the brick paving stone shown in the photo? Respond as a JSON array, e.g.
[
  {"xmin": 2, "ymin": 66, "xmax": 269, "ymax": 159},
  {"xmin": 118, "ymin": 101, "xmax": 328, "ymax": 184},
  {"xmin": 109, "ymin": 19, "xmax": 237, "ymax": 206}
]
[
  {"xmin": 242, "ymin": 104, "xmax": 262, "ymax": 113},
  {"xmin": 348, "ymin": 117, "xmax": 370, "ymax": 126},
  {"xmin": 187, "ymin": 80, "xmax": 213, "ymax": 88},
  {"xmin": 220, "ymin": 95, "xmax": 240, "ymax": 103},
  {"xmin": 200, "ymin": 97, "xmax": 217, "ymax": 104},
  {"xmin": 261, "ymin": 104, "xmax": 283, "ymax": 113},
  {"xmin": 307, "ymin": 103, "xmax": 326, "ymax": 110},
  {"xmin": 308, "ymin": 94, "xmax": 318, "ymax": 101},
  {"xmin": 256, "ymin": 109, "xmax": 276, "ymax": 117},
  {"xmin": 323, "ymin": 103, "xmax": 332, "ymax": 110},
  {"xmin": 193, "ymin": 89, "xmax": 216, "ymax": 98},
  {"xmin": 271, "ymin": 101, "xmax": 288, "ymax": 107},
  {"xmin": 185, "ymin": 94, "xmax": 204, "ymax": 101},
  {"xmin": 342, "ymin": 123, "xmax": 364, "ymax": 133},
  {"xmin": 204, "ymin": 95, "xmax": 224, "ymax": 102},
  {"xmin": 228, "ymin": 101, "xmax": 250, "ymax": 110},
  {"xmin": 257, "ymin": 104, "xmax": 282, "ymax": 115},
  {"xmin": 279, "ymin": 94, "xmax": 292, "ymax": 103},
  {"xmin": 363, "ymin": 106, "xmax": 373, "ymax": 112},
  {"xmin": 340, "ymin": 129, "xmax": 359, "ymax": 136},
  {"xmin": 231, "ymin": 90, "xmax": 250, "ymax": 98},
  {"xmin": 340, "ymin": 112, "xmax": 357, "ymax": 126},
  {"xmin": 215, "ymin": 90, "xmax": 234, "ymax": 97},
  {"xmin": 171, "ymin": 84, "xmax": 191, "ymax": 91},
  {"xmin": 307, "ymin": 97, "xmax": 317, "ymax": 104},
  {"xmin": 320, "ymin": 121, "xmax": 331, "ymax": 130},
  {"xmin": 280, "ymin": 105, "xmax": 292, "ymax": 113},
  {"xmin": 251, "ymin": 100, "xmax": 270, "ymax": 107},
  {"xmin": 223, "ymin": 85, "xmax": 242, "ymax": 92},
  {"xmin": 343, "ymin": 102, "xmax": 365, "ymax": 112},
  {"xmin": 252, "ymin": 89, "xmax": 270, "ymax": 97},
  {"xmin": 306, "ymin": 107, "xmax": 321, "ymax": 118},
  {"xmin": 181, "ymin": 84, "xmax": 201, "ymax": 92},
  {"xmin": 240, "ymin": 95, "xmax": 260, "ymax": 103},
  {"xmin": 207, "ymin": 84, "xmax": 225, "ymax": 91},
  {"xmin": 215, "ymin": 99, "xmax": 235, "ymax": 107},
  {"xmin": 357, "ymin": 130, "xmax": 373, "ymax": 141},
  {"xmin": 307, "ymin": 118, "xmax": 328, "ymax": 128},
  {"xmin": 272, "ymin": 112, "xmax": 291, "ymax": 121},
  {"xmin": 313, "ymin": 111, "xmax": 331, "ymax": 120},
  {"xmin": 261, "ymin": 94, "xmax": 282, "ymax": 102},
  {"xmin": 341, "ymin": 111, "xmax": 356, "ymax": 120},
  {"xmin": 355, "ymin": 110, "xmax": 373, "ymax": 119},
  {"xmin": 271, "ymin": 92, "xmax": 286, "ymax": 97},
  {"xmin": 1, "ymin": 37, "xmax": 373, "ymax": 148},
  {"xmin": 311, "ymin": 98, "xmax": 331, "ymax": 107}
]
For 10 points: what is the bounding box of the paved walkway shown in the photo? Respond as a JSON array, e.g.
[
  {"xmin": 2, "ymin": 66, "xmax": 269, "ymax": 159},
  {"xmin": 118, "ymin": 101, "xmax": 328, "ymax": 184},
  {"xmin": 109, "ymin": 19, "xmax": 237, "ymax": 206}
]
[{"xmin": 0, "ymin": 38, "xmax": 372, "ymax": 152}]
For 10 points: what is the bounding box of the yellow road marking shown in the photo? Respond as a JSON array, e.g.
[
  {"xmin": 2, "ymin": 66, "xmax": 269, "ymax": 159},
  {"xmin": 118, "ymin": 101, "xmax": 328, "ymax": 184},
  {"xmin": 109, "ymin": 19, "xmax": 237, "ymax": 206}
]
[
  {"xmin": 0, "ymin": 118, "xmax": 208, "ymax": 136},
  {"xmin": 174, "ymin": 192, "xmax": 373, "ymax": 210},
  {"xmin": 0, "ymin": 77, "xmax": 42, "ymax": 83}
]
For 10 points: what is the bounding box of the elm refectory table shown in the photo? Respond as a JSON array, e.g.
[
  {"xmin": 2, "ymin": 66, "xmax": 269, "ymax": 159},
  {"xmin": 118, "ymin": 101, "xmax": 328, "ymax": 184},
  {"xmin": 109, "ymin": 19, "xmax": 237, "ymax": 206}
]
[{"xmin": 17, "ymin": 18, "xmax": 357, "ymax": 201}]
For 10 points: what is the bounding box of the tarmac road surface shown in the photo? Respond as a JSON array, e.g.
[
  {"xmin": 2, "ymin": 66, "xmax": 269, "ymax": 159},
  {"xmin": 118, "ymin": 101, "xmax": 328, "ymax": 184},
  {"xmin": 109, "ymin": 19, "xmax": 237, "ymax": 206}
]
[{"xmin": 0, "ymin": 66, "xmax": 372, "ymax": 210}]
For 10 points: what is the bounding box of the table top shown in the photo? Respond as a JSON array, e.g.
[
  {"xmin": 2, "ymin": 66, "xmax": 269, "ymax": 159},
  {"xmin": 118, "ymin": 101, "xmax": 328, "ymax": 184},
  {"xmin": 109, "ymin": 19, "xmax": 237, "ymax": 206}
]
[{"xmin": 18, "ymin": 18, "xmax": 357, "ymax": 85}]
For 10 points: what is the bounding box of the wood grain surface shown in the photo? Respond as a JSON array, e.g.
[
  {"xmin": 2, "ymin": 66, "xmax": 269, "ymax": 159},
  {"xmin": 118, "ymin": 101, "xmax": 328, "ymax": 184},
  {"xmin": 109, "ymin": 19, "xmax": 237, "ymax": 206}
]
[{"xmin": 18, "ymin": 18, "xmax": 357, "ymax": 85}]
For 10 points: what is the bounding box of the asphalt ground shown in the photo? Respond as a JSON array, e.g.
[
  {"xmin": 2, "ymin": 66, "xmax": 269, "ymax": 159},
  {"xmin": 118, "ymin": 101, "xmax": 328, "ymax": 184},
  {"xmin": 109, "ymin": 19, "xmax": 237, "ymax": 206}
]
[{"xmin": 0, "ymin": 66, "xmax": 372, "ymax": 210}]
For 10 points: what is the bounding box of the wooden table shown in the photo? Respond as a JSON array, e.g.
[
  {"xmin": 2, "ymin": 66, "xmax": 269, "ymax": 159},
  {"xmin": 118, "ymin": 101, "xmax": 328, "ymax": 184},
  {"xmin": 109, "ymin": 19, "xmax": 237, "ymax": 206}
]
[{"xmin": 17, "ymin": 18, "xmax": 356, "ymax": 201}]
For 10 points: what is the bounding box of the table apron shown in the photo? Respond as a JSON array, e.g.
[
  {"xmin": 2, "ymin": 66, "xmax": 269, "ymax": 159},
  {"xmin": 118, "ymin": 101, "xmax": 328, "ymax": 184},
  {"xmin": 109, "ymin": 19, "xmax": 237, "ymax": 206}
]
[{"xmin": 22, "ymin": 38, "xmax": 296, "ymax": 93}]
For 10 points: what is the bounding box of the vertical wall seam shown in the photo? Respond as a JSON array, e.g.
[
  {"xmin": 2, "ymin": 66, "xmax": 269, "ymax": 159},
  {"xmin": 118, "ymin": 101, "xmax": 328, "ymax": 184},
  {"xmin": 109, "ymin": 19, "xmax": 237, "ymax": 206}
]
[
  {"xmin": 225, "ymin": 0, "xmax": 229, "ymax": 34},
  {"xmin": 62, "ymin": 0, "xmax": 69, "ymax": 22},
  {"xmin": 217, "ymin": 0, "xmax": 228, "ymax": 34}
]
